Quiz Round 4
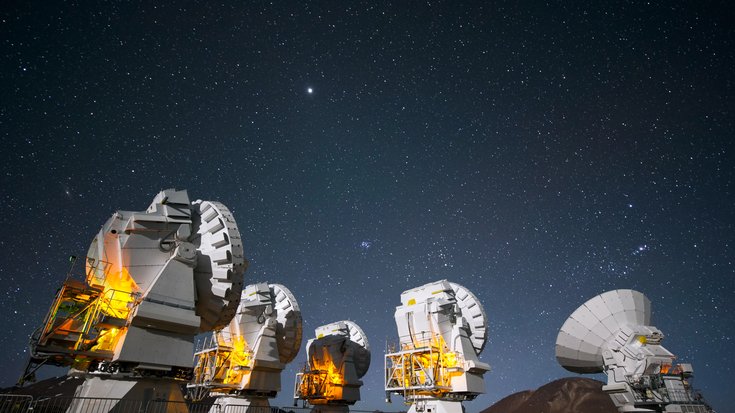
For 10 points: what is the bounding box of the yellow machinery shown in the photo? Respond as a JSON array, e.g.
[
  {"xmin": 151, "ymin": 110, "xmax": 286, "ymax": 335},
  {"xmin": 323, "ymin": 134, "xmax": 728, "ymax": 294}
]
[
  {"xmin": 294, "ymin": 321, "xmax": 371, "ymax": 413},
  {"xmin": 188, "ymin": 282, "xmax": 302, "ymax": 412},
  {"xmin": 385, "ymin": 280, "xmax": 490, "ymax": 413},
  {"xmin": 20, "ymin": 257, "xmax": 139, "ymax": 383},
  {"xmin": 19, "ymin": 189, "xmax": 247, "ymax": 412}
]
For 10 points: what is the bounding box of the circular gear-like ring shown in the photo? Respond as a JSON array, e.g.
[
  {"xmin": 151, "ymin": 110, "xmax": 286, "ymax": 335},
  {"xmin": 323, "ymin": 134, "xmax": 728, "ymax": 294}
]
[
  {"xmin": 449, "ymin": 282, "xmax": 488, "ymax": 356},
  {"xmin": 270, "ymin": 283, "xmax": 303, "ymax": 364},
  {"xmin": 343, "ymin": 320, "xmax": 371, "ymax": 378},
  {"xmin": 192, "ymin": 200, "xmax": 248, "ymax": 332}
]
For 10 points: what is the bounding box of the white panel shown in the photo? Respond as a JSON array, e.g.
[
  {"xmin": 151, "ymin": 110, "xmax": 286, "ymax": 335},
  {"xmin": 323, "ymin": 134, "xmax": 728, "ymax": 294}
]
[
  {"xmin": 571, "ymin": 308, "xmax": 600, "ymax": 331},
  {"xmin": 584, "ymin": 298, "xmax": 611, "ymax": 323},
  {"xmin": 631, "ymin": 309, "xmax": 646, "ymax": 325},
  {"xmin": 612, "ymin": 310, "xmax": 631, "ymax": 327},
  {"xmin": 601, "ymin": 315, "xmax": 620, "ymax": 335},
  {"xmin": 642, "ymin": 295, "xmax": 652, "ymax": 325},
  {"xmin": 622, "ymin": 310, "xmax": 638, "ymax": 325},
  {"xmin": 618, "ymin": 289, "xmax": 636, "ymax": 312},
  {"xmin": 632, "ymin": 291, "xmax": 645, "ymax": 313},
  {"xmin": 601, "ymin": 290, "xmax": 626, "ymax": 315},
  {"xmin": 562, "ymin": 317, "xmax": 591, "ymax": 343},
  {"xmin": 582, "ymin": 330, "xmax": 606, "ymax": 349},
  {"xmin": 556, "ymin": 331, "xmax": 580, "ymax": 352},
  {"xmin": 592, "ymin": 322, "xmax": 613, "ymax": 342},
  {"xmin": 578, "ymin": 340, "xmax": 600, "ymax": 359},
  {"xmin": 555, "ymin": 344, "xmax": 578, "ymax": 362}
]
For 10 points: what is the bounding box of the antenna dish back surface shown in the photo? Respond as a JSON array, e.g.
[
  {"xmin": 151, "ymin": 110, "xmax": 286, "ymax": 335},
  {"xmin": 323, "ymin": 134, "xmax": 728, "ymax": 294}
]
[
  {"xmin": 192, "ymin": 200, "xmax": 248, "ymax": 332},
  {"xmin": 270, "ymin": 283, "xmax": 303, "ymax": 364},
  {"xmin": 313, "ymin": 320, "xmax": 371, "ymax": 378},
  {"xmin": 556, "ymin": 289, "xmax": 651, "ymax": 373},
  {"xmin": 343, "ymin": 320, "xmax": 371, "ymax": 378},
  {"xmin": 449, "ymin": 282, "xmax": 488, "ymax": 355}
]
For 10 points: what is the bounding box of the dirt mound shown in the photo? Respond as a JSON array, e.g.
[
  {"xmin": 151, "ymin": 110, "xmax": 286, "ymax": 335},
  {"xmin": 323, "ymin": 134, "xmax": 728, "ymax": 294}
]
[{"xmin": 481, "ymin": 377, "xmax": 616, "ymax": 413}]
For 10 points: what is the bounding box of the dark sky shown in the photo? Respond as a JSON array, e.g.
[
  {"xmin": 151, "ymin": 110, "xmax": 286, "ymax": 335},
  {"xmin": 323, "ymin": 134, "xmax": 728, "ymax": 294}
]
[{"xmin": 1, "ymin": 1, "xmax": 733, "ymax": 412}]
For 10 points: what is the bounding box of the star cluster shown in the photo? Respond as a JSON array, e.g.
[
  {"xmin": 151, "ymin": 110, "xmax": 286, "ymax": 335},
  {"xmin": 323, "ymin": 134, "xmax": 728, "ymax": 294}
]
[{"xmin": 1, "ymin": 2, "xmax": 733, "ymax": 412}]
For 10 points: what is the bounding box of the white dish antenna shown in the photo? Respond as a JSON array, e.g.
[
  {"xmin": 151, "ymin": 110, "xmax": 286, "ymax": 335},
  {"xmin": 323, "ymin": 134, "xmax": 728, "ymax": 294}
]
[
  {"xmin": 295, "ymin": 320, "xmax": 371, "ymax": 407},
  {"xmin": 555, "ymin": 289, "xmax": 651, "ymax": 373},
  {"xmin": 270, "ymin": 283, "xmax": 303, "ymax": 364},
  {"xmin": 192, "ymin": 199, "xmax": 248, "ymax": 331},
  {"xmin": 386, "ymin": 279, "xmax": 490, "ymax": 412},
  {"xmin": 449, "ymin": 282, "xmax": 488, "ymax": 355},
  {"xmin": 342, "ymin": 320, "xmax": 371, "ymax": 378}
]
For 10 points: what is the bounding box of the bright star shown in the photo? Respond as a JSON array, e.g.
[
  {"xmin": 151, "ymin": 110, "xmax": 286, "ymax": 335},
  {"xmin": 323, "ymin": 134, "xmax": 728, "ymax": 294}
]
[{"xmin": 307, "ymin": 87, "xmax": 313, "ymax": 94}]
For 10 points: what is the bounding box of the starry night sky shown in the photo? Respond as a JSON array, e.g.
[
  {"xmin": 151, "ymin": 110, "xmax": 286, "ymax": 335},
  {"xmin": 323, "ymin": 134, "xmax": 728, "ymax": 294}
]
[{"xmin": 1, "ymin": 1, "xmax": 733, "ymax": 412}]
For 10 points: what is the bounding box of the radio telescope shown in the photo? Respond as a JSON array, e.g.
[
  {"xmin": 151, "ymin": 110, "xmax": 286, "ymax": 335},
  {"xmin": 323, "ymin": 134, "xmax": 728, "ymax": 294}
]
[
  {"xmin": 188, "ymin": 282, "xmax": 303, "ymax": 412},
  {"xmin": 385, "ymin": 280, "xmax": 490, "ymax": 413},
  {"xmin": 294, "ymin": 321, "xmax": 371, "ymax": 413},
  {"xmin": 20, "ymin": 189, "xmax": 247, "ymax": 411},
  {"xmin": 556, "ymin": 289, "xmax": 715, "ymax": 413}
]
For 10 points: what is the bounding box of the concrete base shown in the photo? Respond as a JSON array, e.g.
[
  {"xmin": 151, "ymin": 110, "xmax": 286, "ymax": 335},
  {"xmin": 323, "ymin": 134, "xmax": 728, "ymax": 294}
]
[
  {"xmin": 308, "ymin": 404, "xmax": 350, "ymax": 413},
  {"xmin": 408, "ymin": 400, "xmax": 464, "ymax": 413},
  {"xmin": 210, "ymin": 396, "xmax": 270, "ymax": 413},
  {"xmin": 69, "ymin": 376, "xmax": 187, "ymax": 413}
]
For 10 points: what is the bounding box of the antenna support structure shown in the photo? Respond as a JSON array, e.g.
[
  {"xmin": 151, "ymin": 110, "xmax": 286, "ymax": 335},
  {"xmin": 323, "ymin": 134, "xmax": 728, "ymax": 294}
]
[
  {"xmin": 384, "ymin": 280, "xmax": 490, "ymax": 413},
  {"xmin": 188, "ymin": 282, "xmax": 303, "ymax": 413},
  {"xmin": 294, "ymin": 321, "xmax": 371, "ymax": 413},
  {"xmin": 21, "ymin": 189, "xmax": 247, "ymax": 412},
  {"xmin": 556, "ymin": 289, "xmax": 715, "ymax": 413}
]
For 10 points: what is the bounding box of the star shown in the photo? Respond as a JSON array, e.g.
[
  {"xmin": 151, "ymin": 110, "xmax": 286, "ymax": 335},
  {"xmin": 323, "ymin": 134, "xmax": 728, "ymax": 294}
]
[{"xmin": 307, "ymin": 87, "xmax": 313, "ymax": 94}]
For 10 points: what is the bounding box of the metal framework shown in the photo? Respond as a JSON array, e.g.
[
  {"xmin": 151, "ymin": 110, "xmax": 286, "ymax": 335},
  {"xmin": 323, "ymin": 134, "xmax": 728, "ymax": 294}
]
[
  {"xmin": 19, "ymin": 258, "xmax": 139, "ymax": 385},
  {"xmin": 384, "ymin": 332, "xmax": 463, "ymax": 402},
  {"xmin": 384, "ymin": 280, "xmax": 489, "ymax": 413},
  {"xmin": 293, "ymin": 321, "xmax": 370, "ymax": 411},
  {"xmin": 189, "ymin": 330, "xmax": 253, "ymax": 400},
  {"xmin": 294, "ymin": 368, "xmax": 331, "ymax": 402},
  {"xmin": 188, "ymin": 282, "xmax": 302, "ymax": 413}
]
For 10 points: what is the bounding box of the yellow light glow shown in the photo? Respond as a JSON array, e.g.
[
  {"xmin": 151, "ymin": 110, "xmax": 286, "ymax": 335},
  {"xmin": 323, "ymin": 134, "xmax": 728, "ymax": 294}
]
[
  {"xmin": 104, "ymin": 266, "xmax": 138, "ymax": 295},
  {"xmin": 223, "ymin": 336, "xmax": 252, "ymax": 385},
  {"xmin": 298, "ymin": 351, "xmax": 345, "ymax": 401},
  {"xmin": 386, "ymin": 331, "xmax": 464, "ymax": 399}
]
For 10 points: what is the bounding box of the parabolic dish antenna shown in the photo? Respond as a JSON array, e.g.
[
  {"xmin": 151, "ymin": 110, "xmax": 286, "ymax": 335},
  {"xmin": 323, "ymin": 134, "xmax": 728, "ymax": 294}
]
[
  {"xmin": 342, "ymin": 320, "xmax": 371, "ymax": 378},
  {"xmin": 449, "ymin": 282, "xmax": 488, "ymax": 355},
  {"xmin": 192, "ymin": 200, "xmax": 248, "ymax": 332},
  {"xmin": 556, "ymin": 289, "xmax": 651, "ymax": 373},
  {"xmin": 270, "ymin": 283, "xmax": 303, "ymax": 364},
  {"xmin": 295, "ymin": 320, "xmax": 371, "ymax": 407}
]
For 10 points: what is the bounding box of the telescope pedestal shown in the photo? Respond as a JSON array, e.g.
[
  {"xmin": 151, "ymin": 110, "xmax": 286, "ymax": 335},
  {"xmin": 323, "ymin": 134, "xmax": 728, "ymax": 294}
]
[
  {"xmin": 210, "ymin": 396, "xmax": 270, "ymax": 413},
  {"xmin": 310, "ymin": 404, "xmax": 350, "ymax": 413},
  {"xmin": 408, "ymin": 400, "xmax": 464, "ymax": 413},
  {"xmin": 69, "ymin": 375, "xmax": 186, "ymax": 413}
]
